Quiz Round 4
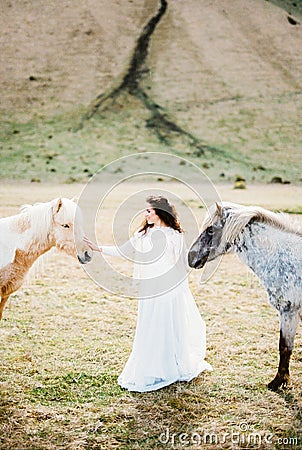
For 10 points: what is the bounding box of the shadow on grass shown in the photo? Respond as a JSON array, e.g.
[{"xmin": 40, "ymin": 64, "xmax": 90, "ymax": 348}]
[
  {"xmin": 0, "ymin": 391, "xmax": 44, "ymax": 450},
  {"xmin": 86, "ymin": 374, "xmax": 215, "ymax": 449},
  {"xmin": 272, "ymin": 388, "xmax": 302, "ymax": 450},
  {"xmin": 0, "ymin": 371, "xmax": 126, "ymax": 449}
]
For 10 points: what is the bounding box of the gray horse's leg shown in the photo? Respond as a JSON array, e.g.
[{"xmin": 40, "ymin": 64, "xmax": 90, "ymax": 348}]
[{"xmin": 268, "ymin": 310, "xmax": 300, "ymax": 391}]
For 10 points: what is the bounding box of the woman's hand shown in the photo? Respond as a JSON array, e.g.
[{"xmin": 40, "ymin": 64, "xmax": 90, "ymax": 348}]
[{"xmin": 83, "ymin": 236, "xmax": 102, "ymax": 252}]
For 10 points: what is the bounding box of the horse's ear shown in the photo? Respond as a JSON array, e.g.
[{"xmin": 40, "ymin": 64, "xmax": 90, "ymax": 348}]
[
  {"xmin": 215, "ymin": 202, "xmax": 223, "ymax": 216},
  {"xmin": 54, "ymin": 198, "xmax": 63, "ymax": 214}
]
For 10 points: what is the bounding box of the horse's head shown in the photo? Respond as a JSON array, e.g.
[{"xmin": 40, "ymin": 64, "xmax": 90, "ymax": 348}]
[
  {"xmin": 188, "ymin": 203, "xmax": 234, "ymax": 269},
  {"xmin": 51, "ymin": 198, "xmax": 92, "ymax": 264}
]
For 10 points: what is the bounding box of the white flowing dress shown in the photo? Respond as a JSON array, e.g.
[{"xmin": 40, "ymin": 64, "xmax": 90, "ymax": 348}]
[{"xmin": 102, "ymin": 226, "xmax": 212, "ymax": 392}]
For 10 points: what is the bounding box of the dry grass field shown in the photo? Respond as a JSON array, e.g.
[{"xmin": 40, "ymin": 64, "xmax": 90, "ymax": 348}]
[{"xmin": 1, "ymin": 182, "xmax": 302, "ymax": 449}]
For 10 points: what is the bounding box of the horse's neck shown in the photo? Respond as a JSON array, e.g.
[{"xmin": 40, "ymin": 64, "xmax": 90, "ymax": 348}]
[
  {"xmin": 25, "ymin": 237, "xmax": 54, "ymax": 266},
  {"xmin": 235, "ymin": 223, "xmax": 300, "ymax": 284},
  {"xmin": 6, "ymin": 214, "xmax": 55, "ymax": 269}
]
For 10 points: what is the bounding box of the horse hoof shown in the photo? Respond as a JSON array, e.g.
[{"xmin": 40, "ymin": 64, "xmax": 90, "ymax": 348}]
[
  {"xmin": 268, "ymin": 374, "xmax": 290, "ymax": 391},
  {"xmin": 268, "ymin": 380, "xmax": 279, "ymax": 391}
]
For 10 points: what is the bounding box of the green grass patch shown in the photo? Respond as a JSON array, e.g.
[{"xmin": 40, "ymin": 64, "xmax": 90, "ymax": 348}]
[
  {"xmin": 1, "ymin": 97, "xmax": 301, "ymax": 185},
  {"xmin": 31, "ymin": 371, "xmax": 122, "ymax": 406}
]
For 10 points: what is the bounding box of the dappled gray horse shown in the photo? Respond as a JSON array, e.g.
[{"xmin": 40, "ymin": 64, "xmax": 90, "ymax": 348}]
[{"xmin": 188, "ymin": 202, "xmax": 302, "ymax": 391}]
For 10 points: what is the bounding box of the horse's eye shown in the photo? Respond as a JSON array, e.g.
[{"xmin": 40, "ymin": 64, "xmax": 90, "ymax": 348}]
[
  {"xmin": 207, "ymin": 226, "xmax": 214, "ymax": 236},
  {"xmin": 62, "ymin": 224, "xmax": 70, "ymax": 229}
]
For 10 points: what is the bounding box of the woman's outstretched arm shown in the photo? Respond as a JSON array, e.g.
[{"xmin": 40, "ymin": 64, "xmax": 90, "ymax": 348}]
[{"xmin": 83, "ymin": 236, "xmax": 135, "ymax": 258}]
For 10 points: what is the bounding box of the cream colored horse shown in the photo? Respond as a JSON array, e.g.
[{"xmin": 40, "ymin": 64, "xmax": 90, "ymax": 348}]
[{"xmin": 0, "ymin": 197, "xmax": 92, "ymax": 319}]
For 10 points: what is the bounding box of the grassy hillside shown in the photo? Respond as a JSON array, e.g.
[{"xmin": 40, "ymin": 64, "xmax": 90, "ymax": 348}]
[{"xmin": 0, "ymin": 0, "xmax": 301, "ymax": 184}]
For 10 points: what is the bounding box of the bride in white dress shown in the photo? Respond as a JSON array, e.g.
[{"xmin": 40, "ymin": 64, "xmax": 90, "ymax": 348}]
[{"xmin": 84, "ymin": 195, "xmax": 212, "ymax": 392}]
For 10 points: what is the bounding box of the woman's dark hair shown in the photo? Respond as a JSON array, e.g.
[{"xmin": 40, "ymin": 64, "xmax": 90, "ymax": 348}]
[{"xmin": 139, "ymin": 195, "xmax": 183, "ymax": 234}]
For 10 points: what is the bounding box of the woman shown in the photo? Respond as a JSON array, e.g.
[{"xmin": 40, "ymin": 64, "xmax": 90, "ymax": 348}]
[{"xmin": 84, "ymin": 195, "xmax": 212, "ymax": 392}]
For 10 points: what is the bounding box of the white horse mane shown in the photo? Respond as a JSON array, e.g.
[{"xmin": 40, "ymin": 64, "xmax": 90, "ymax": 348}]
[
  {"xmin": 205, "ymin": 202, "xmax": 302, "ymax": 245},
  {"xmin": 19, "ymin": 201, "xmax": 55, "ymax": 243}
]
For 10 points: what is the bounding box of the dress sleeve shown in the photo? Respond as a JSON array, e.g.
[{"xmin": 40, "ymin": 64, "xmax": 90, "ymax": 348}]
[{"xmin": 101, "ymin": 236, "xmax": 136, "ymax": 259}]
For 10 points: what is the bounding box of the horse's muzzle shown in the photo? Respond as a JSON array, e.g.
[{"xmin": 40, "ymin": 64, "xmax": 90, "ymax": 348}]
[
  {"xmin": 188, "ymin": 250, "xmax": 208, "ymax": 269},
  {"xmin": 78, "ymin": 251, "xmax": 92, "ymax": 264}
]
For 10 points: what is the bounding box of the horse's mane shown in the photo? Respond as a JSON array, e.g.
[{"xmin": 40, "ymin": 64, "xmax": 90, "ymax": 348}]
[
  {"xmin": 206, "ymin": 202, "xmax": 302, "ymax": 245},
  {"xmin": 19, "ymin": 201, "xmax": 54, "ymax": 243}
]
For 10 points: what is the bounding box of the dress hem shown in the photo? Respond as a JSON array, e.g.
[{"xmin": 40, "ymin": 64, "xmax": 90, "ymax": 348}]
[{"xmin": 118, "ymin": 361, "xmax": 213, "ymax": 393}]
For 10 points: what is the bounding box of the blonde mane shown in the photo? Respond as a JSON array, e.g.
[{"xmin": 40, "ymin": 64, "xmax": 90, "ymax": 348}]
[{"xmin": 19, "ymin": 201, "xmax": 55, "ymax": 243}]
